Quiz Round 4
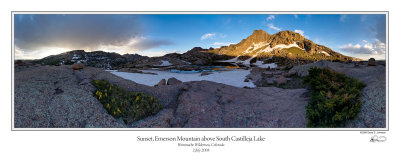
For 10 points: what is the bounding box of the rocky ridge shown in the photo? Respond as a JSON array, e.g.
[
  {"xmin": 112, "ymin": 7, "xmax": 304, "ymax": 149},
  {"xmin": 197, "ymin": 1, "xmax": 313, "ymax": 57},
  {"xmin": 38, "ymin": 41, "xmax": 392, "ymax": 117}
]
[{"xmin": 210, "ymin": 30, "xmax": 361, "ymax": 62}]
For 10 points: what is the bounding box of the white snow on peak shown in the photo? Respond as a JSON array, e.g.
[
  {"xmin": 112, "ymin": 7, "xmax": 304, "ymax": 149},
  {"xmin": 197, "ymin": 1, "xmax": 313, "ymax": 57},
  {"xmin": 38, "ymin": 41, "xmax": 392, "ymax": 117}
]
[
  {"xmin": 320, "ymin": 51, "xmax": 330, "ymax": 56},
  {"xmin": 259, "ymin": 42, "xmax": 303, "ymax": 53},
  {"xmin": 272, "ymin": 42, "xmax": 301, "ymax": 49},
  {"xmin": 245, "ymin": 42, "xmax": 270, "ymax": 53},
  {"xmin": 253, "ymin": 61, "xmax": 277, "ymax": 68},
  {"xmin": 109, "ymin": 70, "xmax": 255, "ymax": 88}
]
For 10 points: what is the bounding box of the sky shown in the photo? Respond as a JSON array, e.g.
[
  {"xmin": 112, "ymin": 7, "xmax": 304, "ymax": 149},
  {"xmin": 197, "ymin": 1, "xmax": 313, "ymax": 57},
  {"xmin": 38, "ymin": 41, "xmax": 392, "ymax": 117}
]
[{"xmin": 14, "ymin": 14, "xmax": 387, "ymax": 60}]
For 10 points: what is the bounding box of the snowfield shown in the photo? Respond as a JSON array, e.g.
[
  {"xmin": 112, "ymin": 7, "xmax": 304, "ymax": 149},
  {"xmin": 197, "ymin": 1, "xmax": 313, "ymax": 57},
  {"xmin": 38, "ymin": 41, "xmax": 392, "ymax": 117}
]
[
  {"xmin": 253, "ymin": 61, "xmax": 278, "ymax": 68},
  {"xmin": 218, "ymin": 56, "xmax": 277, "ymax": 69},
  {"xmin": 320, "ymin": 51, "xmax": 330, "ymax": 56},
  {"xmin": 155, "ymin": 60, "xmax": 172, "ymax": 66},
  {"xmin": 242, "ymin": 55, "xmax": 257, "ymax": 65},
  {"xmin": 108, "ymin": 70, "xmax": 256, "ymax": 88}
]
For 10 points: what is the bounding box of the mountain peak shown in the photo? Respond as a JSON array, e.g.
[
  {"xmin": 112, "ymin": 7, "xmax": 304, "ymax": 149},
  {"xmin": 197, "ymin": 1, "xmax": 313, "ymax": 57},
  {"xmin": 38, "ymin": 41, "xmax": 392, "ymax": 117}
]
[
  {"xmin": 246, "ymin": 29, "xmax": 271, "ymax": 43},
  {"xmin": 270, "ymin": 30, "xmax": 305, "ymax": 42},
  {"xmin": 209, "ymin": 29, "xmax": 359, "ymax": 62},
  {"xmin": 251, "ymin": 29, "xmax": 269, "ymax": 36}
]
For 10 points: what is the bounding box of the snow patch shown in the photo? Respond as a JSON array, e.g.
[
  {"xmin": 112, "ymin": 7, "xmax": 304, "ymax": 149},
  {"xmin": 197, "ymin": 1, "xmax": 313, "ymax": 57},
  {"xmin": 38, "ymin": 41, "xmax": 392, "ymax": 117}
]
[
  {"xmin": 242, "ymin": 55, "xmax": 257, "ymax": 65},
  {"xmin": 156, "ymin": 60, "xmax": 173, "ymax": 66},
  {"xmin": 253, "ymin": 61, "xmax": 277, "ymax": 68},
  {"xmin": 272, "ymin": 42, "xmax": 301, "ymax": 49},
  {"xmin": 245, "ymin": 42, "xmax": 269, "ymax": 53},
  {"xmin": 259, "ymin": 42, "xmax": 303, "ymax": 53},
  {"xmin": 218, "ymin": 55, "xmax": 256, "ymax": 65},
  {"xmin": 109, "ymin": 70, "xmax": 255, "ymax": 88},
  {"xmin": 320, "ymin": 51, "xmax": 330, "ymax": 56},
  {"xmin": 72, "ymin": 54, "xmax": 81, "ymax": 60}
]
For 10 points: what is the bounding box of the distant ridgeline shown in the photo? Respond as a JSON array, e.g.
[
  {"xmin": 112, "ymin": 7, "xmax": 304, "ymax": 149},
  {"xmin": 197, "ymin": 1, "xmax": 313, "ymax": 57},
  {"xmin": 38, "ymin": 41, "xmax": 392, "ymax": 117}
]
[{"xmin": 32, "ymin": 50, "xmax": 147, "ymax": 69}]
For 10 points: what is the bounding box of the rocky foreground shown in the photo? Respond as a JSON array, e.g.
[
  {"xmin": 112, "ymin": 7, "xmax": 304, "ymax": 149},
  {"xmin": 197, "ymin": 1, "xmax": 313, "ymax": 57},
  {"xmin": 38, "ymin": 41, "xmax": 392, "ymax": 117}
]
[
  {"xmin": 14, "ymin": 65, "xmax": 308, "ymax": 128},
  {"xmin": 14, "ymin": 60, "xmax": 386, "ymax": 128}
]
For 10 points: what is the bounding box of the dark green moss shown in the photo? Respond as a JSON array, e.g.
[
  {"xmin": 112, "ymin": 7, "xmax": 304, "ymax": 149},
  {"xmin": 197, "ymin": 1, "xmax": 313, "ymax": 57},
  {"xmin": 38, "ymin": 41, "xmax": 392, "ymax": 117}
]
[{"xmin": 91, "ymin": 80, "xmax": 163, "ymax": 124}]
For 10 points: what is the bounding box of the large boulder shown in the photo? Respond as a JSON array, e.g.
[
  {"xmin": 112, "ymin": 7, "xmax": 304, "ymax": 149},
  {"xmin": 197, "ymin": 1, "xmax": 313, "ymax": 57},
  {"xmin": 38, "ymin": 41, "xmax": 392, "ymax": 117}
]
[
  {"xmin": 156, "ymin": 79, "xmax": 166, "ymax": 86},
  {"xmin": 277, "ymin": 75, "xmax": 287, "ymax": 85},
  {"xmin": 368, "ymin": 58, "xmax": 376, "ymax": 66},
  {"xmin": 168, "ymin": 81, "xmax": 308, "ymax": 128},
  {"xmin": 200, "ymin": 71, "xmax": 212, "ymax": 76},
  {"xmin": 167, "ymin": 77, "xmax": 182, "ymax": 85},
  {"xmin": 72, "ymin": 63, "xmax": 84, "ymax": 70}
]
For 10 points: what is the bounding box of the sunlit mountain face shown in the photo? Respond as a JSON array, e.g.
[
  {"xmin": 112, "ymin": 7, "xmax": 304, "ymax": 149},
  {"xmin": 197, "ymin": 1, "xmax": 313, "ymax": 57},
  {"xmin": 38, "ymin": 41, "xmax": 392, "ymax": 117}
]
[{"xmin": 14, "ymin": 14, "xmax": 386, "ymax": 60}]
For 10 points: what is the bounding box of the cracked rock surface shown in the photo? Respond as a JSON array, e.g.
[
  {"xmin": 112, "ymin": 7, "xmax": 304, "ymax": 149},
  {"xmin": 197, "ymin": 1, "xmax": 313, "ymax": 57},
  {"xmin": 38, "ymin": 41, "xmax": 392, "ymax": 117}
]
[{"xmin": 14, "ymin": 60, "xmax": 385, "ymax": 128}]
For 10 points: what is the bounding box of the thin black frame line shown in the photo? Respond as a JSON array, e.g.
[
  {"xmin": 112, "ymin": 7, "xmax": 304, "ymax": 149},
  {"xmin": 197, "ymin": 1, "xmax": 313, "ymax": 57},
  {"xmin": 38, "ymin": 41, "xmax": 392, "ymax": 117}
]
[
  {"xmin": 11, "ymin": 129, "xmax": 388, "ymax": 131},
  {"xmin": 10, "ymin": 11, "xmax": 389, "ymax": 131}
]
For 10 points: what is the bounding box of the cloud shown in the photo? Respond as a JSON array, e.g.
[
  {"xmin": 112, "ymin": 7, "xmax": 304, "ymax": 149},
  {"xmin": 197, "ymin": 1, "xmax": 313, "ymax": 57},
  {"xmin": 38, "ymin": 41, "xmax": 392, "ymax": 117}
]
[
  {"xmin": 340, "ymin": 15, "xmax": 348, "ymax": 22},
  {"xmin": 267, "ymin": 23, "xmax": 281, "ymax": 31},
  {"xmin": 126, "ymin": 37, "xmax": 173, "ymax": 51},
  {"xmin": 374, "ymin": 16, "xmax": 386, "ymax": 43},
  {"xmin": 14, "ymin": 14, "xmax": 173, "ymax": 59},
  {"xmin": 200, "ymin": 33, "xmax": 216, "ymax": 40},
  {"xmin": 140, "ymin": 50, "xmax": 182, "ymax": 57},
  {"xmin": 339, "ymin": 40, "xmax": 386, "ymax": 60},
  {"xmin": 15, "ymin": 45, "xmax": 71, "ymax": 60},
  {"xmin": 266, "ymin": 15, "xmax": 275, "ymax": 21},
  {"xmin": 294, "ymin": 14, "xmax": 298, "ymax": 19},
  {"xmin": 294, "ymin": 29, "xmax": 304, "ymax": 35},
  {"xmin": 294, "ymin": 29, "xmax": 309, "ymax": 39},
  {"xmin": 211, "ymin": 42, "xmax": 234, "ymax": 47},
  {"xmin": 97, "ymin": 36, "xmax": 173, "ymax": 54}
]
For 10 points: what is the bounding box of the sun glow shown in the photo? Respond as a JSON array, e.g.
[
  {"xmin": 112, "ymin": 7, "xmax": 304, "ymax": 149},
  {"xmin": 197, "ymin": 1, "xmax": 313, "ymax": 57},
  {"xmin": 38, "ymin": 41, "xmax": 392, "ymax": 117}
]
[{"xmin": 15, "ymin": 46, "xmax": 71, "ymax": 60}]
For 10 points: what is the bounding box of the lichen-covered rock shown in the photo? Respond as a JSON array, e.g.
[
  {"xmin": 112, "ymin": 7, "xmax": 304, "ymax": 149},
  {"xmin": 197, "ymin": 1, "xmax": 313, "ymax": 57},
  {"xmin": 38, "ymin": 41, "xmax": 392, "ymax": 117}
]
[
  {"xmin": 277, "ymin": 75, "xmax": 287, "ymax": 85},
  {"xmin": 14, "ymin": 66, "xmax": 126, "ymax": 128},
  {"xmin": 156, "ymin": 79, "xmax": 166, "ymax": 86},
  {"xmin": 200, "ymin": 71, "xmax": 212, "ymax": 76},
  {"xmin": 368, "ymin": 58, "xmax": 376, "ymax": 66},
  {"xmin": 167, "ymin": 77, "xmax": 182, "ymax": 85},
  {"xmin": 169, "ymin": 81, "xmax": 308, "ymax": 128},
  {"xmin": 72, "ymin": 63, "xmax": 84, "ymax": 70}
]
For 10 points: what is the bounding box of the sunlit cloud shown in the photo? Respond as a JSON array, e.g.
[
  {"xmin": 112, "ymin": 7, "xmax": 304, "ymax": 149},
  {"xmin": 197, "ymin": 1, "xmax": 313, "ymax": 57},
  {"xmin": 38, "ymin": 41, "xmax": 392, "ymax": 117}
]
[
  {"xmin": 14, "ymin": 14, "xmax": 173, "ymax": 59},
  {"xmin": 211, "ymin": 42, "xmax": 234, "ymax": 47},
  {"xmin": 267, "ymin": 23, "xmax": 281, "ymax": 31},
  {"xmin": 15, "ymin": 46, "xmax": 71, "ymax": 60},
  {"xmin": 339, "ymin": 40, "xmax": 386, "ymax": 60},
  {"xmin": 200, "ymin": 33, "xmax": 216, "ymax": 40},
  {"xmin": 294, "ymin": 29, "xmax": 309, "ymax": 39}
]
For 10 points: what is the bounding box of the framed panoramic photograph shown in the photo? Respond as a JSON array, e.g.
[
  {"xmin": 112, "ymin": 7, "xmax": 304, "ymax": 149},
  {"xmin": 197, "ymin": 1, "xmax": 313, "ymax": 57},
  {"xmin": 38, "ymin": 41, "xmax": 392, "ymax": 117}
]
[
  {"xmin": 12, "ymin": 12, "xmax": 388, "ymax": 130},
  {"xmin": 3, "ymin": 0, "xmax": 398, "ymax": 157}
]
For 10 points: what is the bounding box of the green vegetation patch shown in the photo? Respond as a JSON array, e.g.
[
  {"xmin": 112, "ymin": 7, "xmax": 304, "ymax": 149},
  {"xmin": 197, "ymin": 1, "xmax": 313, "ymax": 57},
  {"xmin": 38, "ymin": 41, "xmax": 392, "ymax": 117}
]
[
  {"xmin": 285, "ymin": 47, "xmax": 306, "ymax": 56},
  {"xmin": 303, "ymin": 67, "xmax": 365, "ymax": 127},
  {"xmin": 91, "ymin": 80, "xmax": 163, "ymax": 124}
]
